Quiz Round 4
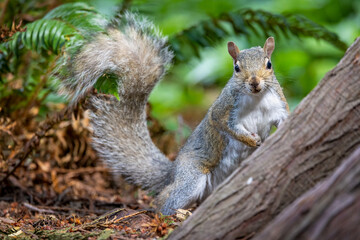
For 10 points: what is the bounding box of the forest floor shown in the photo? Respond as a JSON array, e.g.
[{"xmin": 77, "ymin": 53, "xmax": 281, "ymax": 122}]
[{"xmin": 0, "ymin": 104, "xmax": 192, "ymax": 239}]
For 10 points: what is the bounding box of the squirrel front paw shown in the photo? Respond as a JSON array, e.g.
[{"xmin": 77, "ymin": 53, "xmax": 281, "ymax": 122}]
[
  {"xmin": 250, "ymin": 133, "xmax": 262, "ymax": 147},
  {"xmin": 242, "ymin": 133, "xmax": 261, "ymax": 147},
  {"xmin": 235, "ymin": 132, "xmax": 262, "ymax": 147}
]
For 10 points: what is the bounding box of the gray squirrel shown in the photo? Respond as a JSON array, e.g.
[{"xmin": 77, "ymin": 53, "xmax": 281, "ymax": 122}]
[{"xmin": 56, "ymin": 13, "xmax": 289, "ymax": 215}]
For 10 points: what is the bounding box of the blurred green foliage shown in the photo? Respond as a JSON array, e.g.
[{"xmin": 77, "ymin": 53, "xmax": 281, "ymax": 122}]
[
  {"xmin": 144, "ymin": 0, "xmax": 359, "ymax": 124},
  {"xmin": 0, "ymin": 0, "xmax": 359, "ymax": 131}
]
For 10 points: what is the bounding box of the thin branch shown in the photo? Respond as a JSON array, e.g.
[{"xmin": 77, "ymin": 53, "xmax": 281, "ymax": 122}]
[
  {"xmin": 53, "ymin": 166, "xmax": 109, "ymax": 174},
  {"xmin": 119, "ymin": 0, "xmax": 132, "ymax": 15},
  {"xmin": 23, "ymin": 203, "xmax": 106, "ymax": 215},
  {"xmin": 79, "ymin": 208, "xmax": 147, "ymax": 230},
  {"xmin": 23, "ymin": 202, "xmax": 56, "ymax": 214},
  {"xmin": 0, "ymin": 105, "xmax": 74, "ymax": 183}
]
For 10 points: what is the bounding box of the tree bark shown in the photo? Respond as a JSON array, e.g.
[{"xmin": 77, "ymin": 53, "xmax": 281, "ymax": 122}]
[
  {"xmin": 169, "ymin": 38, "xmax": 360, "ymax": 240},
  {"xmin": 253, "ymin": 147, "xmax": 360, "ymax": 240}
]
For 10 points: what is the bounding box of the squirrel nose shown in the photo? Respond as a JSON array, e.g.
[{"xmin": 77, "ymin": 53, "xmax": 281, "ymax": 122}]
[
  {"xmin": 250, "ymin": 76, "xmax": 260, "ymax": 88},
  {"xmin": 250, "ymin": 82, "xmax": 259, "ymax": 88}
]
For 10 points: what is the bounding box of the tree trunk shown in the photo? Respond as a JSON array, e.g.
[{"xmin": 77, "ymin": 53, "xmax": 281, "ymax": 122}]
[
  {"xmin": 169, "ymin": 38, "xmax": 360, "ymax": 240},
  {"xmin": 253, "ymin": 147, "xmax": 360, "ymax": 240}
]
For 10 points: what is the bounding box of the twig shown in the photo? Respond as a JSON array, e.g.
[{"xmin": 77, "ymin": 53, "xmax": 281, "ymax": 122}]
[
  {"xmin": 23, "ymin": 202, "xmax": 56, "ymax": 214},
  {"xmin": 53, "ymin": 167, "xmax": 108, "ymax": 174},
  {"xmin": 0, "ymin": 105, "xmax": 74, "ymax": 183},
  {"xmin": 8, "ymin": 176, "xmax": 43, "ymax": 204},
  {"xmin": 113, "ymin": 210, "xmax": 147, "ymax": 224},
  {"xmin": 119, "ymin": 0, "xmax": 132, "ymax": 15},
  {"xmin": 21, "ymin": 59, "xmax": 56, "ymax": 118},
  {"xmin": 85, "ymin": 208, "xmax": 125, "ymax": 226},
  {"xmin": 21, "ymin": 75, "xmax": 48, "ymax": 118},
  {"xmin": 78, "ymin": 208, "xmax": 147, "ymax": 230},
  {"xmin": 30, "ymin": 205, "xmax": 106, "ymax": 215},
  {"xmin": 0, "ymin": 216, "xmax": 15, "ymax": 224}
]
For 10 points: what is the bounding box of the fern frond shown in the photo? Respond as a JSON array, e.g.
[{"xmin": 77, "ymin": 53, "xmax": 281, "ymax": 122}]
[
  {"xmin": 24, "ymin": 19, "xmax": 75, "ymax": 54},
  {"xmin": 43, "ymin": 2, "xmax": 109, "ymax": 33},
  {"xmin": 170, "ymin": 9, "xmax": 347, "ymax": 61},
  {"xmin": 1, "ymin": 2, "xmax": 106, "ymax": 56}
]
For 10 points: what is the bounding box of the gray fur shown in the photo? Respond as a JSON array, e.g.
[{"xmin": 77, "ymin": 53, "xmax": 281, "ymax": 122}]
[
  {"xmin": 55, "ymin": 12, "xmax": 174, "ymax": 193},
  {"xmin": 57, "ymin": 13, "xmax": 289, "ymax": 215},
  {"xmin": 89, "ymin": 95, "xmax": 174, "ymax": 192},
  {"xmin": 55, "ymin": 12, "xmax": 173, "ymax": 106},
  {"xmin": 84, "ymin": 13, "xmax": 174, "ymax": 192}
]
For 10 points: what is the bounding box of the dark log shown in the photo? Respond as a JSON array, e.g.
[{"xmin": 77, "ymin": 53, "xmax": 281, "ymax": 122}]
[
  {"xmin": 254, "ymin": 147, "xmax": 360, "ymax": 240},
  {"xmin": 169, "ymin": 38, "xmax": 360, "ymax": 240}
]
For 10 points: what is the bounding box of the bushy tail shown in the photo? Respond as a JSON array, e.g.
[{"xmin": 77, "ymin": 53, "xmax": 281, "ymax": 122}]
[{"xmin": 54, "ymin": 13, "xmax": 174, "ymax": 192}]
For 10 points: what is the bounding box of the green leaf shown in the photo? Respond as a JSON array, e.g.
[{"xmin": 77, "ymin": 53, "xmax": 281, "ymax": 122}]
[
  {"xmin": 94, "ymin": 73, "xmax": 120, "ymax": 99},
  {"xmin": 170, "ymin": 9, "xmax": 348, "ymax": 62}
]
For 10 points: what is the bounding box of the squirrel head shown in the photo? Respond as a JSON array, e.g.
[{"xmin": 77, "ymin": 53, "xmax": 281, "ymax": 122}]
[{"xmin": 228, "ymin": 37, "xmax": 275, "ymax": 95}]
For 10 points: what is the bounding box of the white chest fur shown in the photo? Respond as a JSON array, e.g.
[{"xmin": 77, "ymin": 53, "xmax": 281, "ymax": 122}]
[
  {"xmin": 234, "ymin": 89, "xmax": 288, "ymax": 139},
  {"xmin": 206, "ymin": 90, "xmax": 288, "ymax": 190}
]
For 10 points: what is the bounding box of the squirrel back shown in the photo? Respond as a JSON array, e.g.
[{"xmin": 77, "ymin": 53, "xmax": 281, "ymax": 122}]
[{"xmin": 54, "ymin": 13, "xmax": 174, "ymax": 192}]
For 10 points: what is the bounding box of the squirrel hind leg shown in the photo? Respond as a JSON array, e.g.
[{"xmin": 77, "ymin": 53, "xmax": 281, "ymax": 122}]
[{"xmin": 156, "ymin": 168, "xmax": 208, "ymax": 215}]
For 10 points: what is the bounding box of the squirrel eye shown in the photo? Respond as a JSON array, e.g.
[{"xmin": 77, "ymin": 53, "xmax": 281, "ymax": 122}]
[
  {"xmin": 234, "ymin": 64, "xmax": 240, "ymax": 72},
  {"xmin": 266, "ymin": 61, "xmax": 272, "ymax": 69}
]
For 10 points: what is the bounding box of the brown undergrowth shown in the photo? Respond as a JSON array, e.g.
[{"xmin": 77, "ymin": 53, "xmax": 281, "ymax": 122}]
[{"xmin": 0, "ymin": 101, "xmax": 187, "ymax": 239}]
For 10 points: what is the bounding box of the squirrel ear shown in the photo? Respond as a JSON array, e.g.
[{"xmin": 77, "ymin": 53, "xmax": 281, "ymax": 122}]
[
  {"xmin": 228, "ymin": 41, "xmax": 240, "ymax": 62},
  {"xmin": 263, "ymin": 37, "xmax": 275, "ymax": 58}
]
